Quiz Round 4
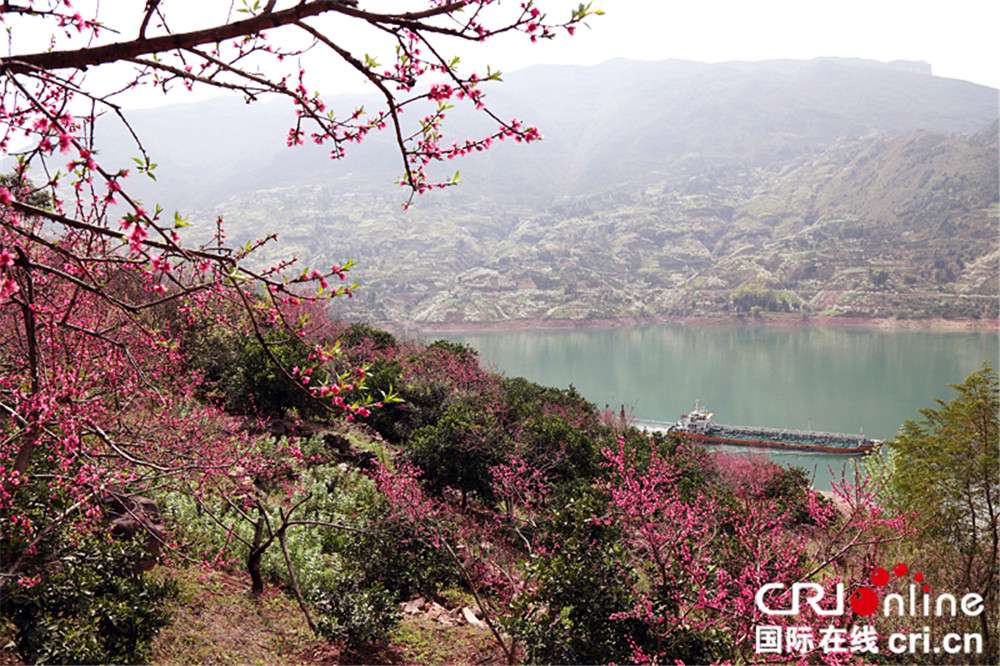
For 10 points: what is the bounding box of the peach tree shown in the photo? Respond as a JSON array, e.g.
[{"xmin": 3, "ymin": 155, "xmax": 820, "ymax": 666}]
[{"xmin": 0, "ymin": 0, "xmax": 598, "ymax": 659}]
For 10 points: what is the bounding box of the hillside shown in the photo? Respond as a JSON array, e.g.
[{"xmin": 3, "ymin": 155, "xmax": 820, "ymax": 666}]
[
  {"xmin": 5, "ymin": 317, "xmax": 995, "ymax": 665},
  {"xmin": 92, "ymin": 57, "xmax": 999, "ymax": 325},
  {"xmin": 202, "ymin": 124, "xmax": 997, "ymax": 325}
]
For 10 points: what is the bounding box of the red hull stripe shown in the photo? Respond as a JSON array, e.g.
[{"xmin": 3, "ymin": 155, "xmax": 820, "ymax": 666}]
[{"xmin": 674, "ymin": 432, "xmax": 874, "ymax": 455}]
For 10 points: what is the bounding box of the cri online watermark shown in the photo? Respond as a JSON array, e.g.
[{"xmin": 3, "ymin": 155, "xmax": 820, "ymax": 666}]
[{"xmin": 754, "ymin": 563, "xmax": 984, "ymax": 656}]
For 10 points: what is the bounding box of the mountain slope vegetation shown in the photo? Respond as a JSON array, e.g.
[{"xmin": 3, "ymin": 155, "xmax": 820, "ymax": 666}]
[{"xmin": 95, "ymin": 57, "xmax": 999, "ymax": 325}]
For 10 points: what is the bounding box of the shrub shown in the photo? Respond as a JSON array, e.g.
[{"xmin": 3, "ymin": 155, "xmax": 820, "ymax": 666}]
[
  {"xmin": 408, "ymin": 398, "xmax": 508, "ymax": 508},
  {"xmin": 712, "ymin": 453, "xmax": 819, "ymax": 525},
  {"xmin": 504, "ymin": 486, "xmax": 645, "ymax": 665},
  {"xmin": 1, "ymin": 537, "xmax": 176, "ymax": 665},
  {"xmin": 342, "ymin": 512, "xmax": 459, "ymax": 600},
  {"xmin": 217, "ymin": 328, "xmax": 327, "ymax": 417},
  {"xmin": 312, "ymin": 579, "xmax": 400, "ymax": 650},
  {"xmin": 157, "ymin": 440, "xmax": 405, "ymax": 650}
]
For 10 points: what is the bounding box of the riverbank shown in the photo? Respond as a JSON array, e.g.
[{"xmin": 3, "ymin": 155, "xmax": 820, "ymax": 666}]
[{"xmin": 384, "ymin": 314, "xmax": 999, "ymax": 334}]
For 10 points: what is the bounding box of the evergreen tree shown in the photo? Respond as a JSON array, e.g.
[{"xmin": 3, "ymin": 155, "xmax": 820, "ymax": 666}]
[{"xmin": 886, "ymin": 361, "xmax": 999, "ymax": 663}]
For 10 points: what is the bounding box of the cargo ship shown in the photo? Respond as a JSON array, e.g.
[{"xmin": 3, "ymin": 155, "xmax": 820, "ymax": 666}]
[{"xmin": 667, "ymin": 403, "xmax": 879, "ymax": 455}]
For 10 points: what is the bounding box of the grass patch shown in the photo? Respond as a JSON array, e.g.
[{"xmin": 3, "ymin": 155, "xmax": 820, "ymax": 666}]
[
  {"xmin": 151, "ymin": 567, "xmax": 314, "ymax": 665},
  {"xmin": 149, "ymin": 568, "xmax": 502, "ymax": 665},
  {"xmin": 392, "ymin": 613, "xmax": 498, "ymax": 665}
]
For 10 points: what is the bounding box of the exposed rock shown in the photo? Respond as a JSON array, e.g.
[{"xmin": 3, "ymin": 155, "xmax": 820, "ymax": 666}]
[
  {"xmin": 323, "ymin": 432, "xmax": 352, "ymax": 454},
  {"xmin": 353, "ymin": 449, "xmax": 377, "ymax": 471},
  {"xmin": 101, "ymin": 491, "xmax": 166, "ymax": 573},
  {"xmin": 268, "ymin": 418, "xmax": 292, "ymax": 438},
  {"xmin": 268, "ymin": 417, "xmax": 326, "ymax": 439},
  {"xmin": 268, "ymin": 419, "xmax": 384, "ymax": 471},
  {"xmin": 402, "ymin": 597, "xmax": 426, "ymax": 615},
  {"xmin": 425, "ymin": 601, "xmax": 447, "ymax": 620},
  {"xmin": 323, "ymin": 432, "xmax": 378, "ymax": 470},
  {"xmin": 461, "ymin": 606, "xmax": 486, "ymax": 629},
  {"xmin": 349, "ymin": 423, "xmax": 388, "ymax": 446},
  {"xmin": 436, "ymin": 612, "xmax": 459, "ymax": 627}
]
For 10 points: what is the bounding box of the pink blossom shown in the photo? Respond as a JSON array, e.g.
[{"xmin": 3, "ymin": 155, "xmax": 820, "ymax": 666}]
[
  {"xmin": 0, "ymin": 277, "xmax": 19, "ymax": 299},
  {"xmin": 126, "ymin": 223, "xmax": 148, "ymax": 252}
]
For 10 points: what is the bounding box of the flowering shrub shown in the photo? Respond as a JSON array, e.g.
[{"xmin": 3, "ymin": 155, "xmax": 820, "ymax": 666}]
[
  {"xmin": 0, "ymin": 1, "xmax": 611, "ymax": 657},
  {"xmin": 1, "ymin": 526, "xmax": 177, "ymax": 665},
  {"xmin": 503, "ymin": 484, "xmax": 648, "ymax": 665}
]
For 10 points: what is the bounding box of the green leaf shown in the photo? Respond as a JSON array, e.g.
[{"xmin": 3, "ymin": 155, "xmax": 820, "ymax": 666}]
[{"xmin": 132, "ymin": 157, "xmax": 158, "ymax": 181}]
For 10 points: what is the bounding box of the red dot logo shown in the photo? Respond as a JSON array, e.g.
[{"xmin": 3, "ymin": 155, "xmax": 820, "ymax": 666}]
[
  {"xmin": 850, "ymin": 587, "xmax": 879, "ymax": 616},
  {"xmin": 865, "ymin": 562, "xmax": 931, "ymax": 606}
]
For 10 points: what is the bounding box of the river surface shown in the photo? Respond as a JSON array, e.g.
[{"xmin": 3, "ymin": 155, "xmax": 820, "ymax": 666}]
[{"xmin": 417, "ymin": 325, "xmax": 998, "ymax": 489}]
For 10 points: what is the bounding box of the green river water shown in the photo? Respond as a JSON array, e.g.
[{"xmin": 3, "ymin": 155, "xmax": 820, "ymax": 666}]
[{"xmin": 418, "ymin": 324, "xmax": 999, "ymax": 490}]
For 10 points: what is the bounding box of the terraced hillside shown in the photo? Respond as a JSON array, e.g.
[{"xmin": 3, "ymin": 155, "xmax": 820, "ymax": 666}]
[{"xmin": 95, "ymin": 58, "xmax": 999, "ymax": 325}]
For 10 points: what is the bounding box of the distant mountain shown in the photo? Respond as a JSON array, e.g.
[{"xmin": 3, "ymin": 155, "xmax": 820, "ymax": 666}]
[
  {"xmin": 96, "ymin": 57, "xmax": 997, "ymax": 211},
  {"xmin": 94, "ymin": 94, "xmax": 399, "ymax": 211},
  {"xmin": 483, "ymin": 57, "xmax": 996, "ymax": 196},
  {"xmin": 91, "ymin": 58, "xmax": 999, "ymax": 325},
  {"xmin": 969, "ymin": 118, "xmax": 999, "ymax": 150},
  {"xmin": 687, "ymin": 126, "xmax": 998, "ymax": 320}
]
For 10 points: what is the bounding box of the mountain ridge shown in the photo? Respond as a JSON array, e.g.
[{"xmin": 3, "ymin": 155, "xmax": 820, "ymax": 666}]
[
  {"xmin": 90, "ymin": 57, "xmax": 998, "ymax": 325},
  {"xmin": 94, "ymin": 57, "xmax": 998, "ymax": 209}
]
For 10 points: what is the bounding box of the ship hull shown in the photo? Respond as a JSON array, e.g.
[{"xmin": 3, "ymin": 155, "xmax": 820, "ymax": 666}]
[{"xmin": 671, "ymin": 430, "xmax": 876, "ymax": 455}]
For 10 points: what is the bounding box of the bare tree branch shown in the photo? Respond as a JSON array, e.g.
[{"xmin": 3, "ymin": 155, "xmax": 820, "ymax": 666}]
[{"xmin": 1, "ymin": 0, "xmax": 468, "ymax": 75}]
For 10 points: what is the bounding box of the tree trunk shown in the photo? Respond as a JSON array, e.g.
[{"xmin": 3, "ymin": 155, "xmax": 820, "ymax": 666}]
[{"xmin": 248, "ymin": 514, "xmax": 266, "ymax": 595}]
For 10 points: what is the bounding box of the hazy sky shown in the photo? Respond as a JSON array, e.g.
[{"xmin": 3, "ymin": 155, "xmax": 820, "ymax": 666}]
[
  {"xmin": 4, "ymin": 0, "xmax": 999, "ymax": 109},
  {"xmin": 485, "ymin": 0, "xmax": 1000, "ymax": 89}
]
